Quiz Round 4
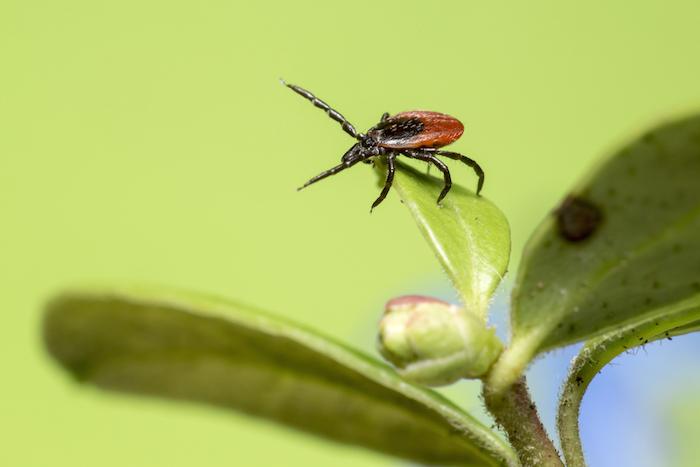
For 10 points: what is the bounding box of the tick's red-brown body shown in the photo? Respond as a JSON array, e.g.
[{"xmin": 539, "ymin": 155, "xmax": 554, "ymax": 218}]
[
  {"xmin": 369, "ymin": 111, "xmax": 464, "ymax": 149},
  {"xmin": 283, "ymin": 81, "xmax": 484, "ymax": 210}
]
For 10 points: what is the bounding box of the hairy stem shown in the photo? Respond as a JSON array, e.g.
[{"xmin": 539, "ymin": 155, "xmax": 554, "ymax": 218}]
[
  {"xmin": 483, "ymin": 377, "xmax": 563, "ymax": 467},
  {"xmin": 557, "ymin": 346, "xmax": 594, "ymax": 467},
  {"xmin": 557, "ymin": 301, "xmax": 700, "ymax": 466}
]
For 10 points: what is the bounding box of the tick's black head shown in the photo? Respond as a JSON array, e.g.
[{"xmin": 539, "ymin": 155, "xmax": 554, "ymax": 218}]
[
  {"xmin": 341, "ymin": 139, "xmax": 381, "ymax": 165},
  {"xmin": 341, "ymin": 144, "xmax": 362, "ymax": 165}
]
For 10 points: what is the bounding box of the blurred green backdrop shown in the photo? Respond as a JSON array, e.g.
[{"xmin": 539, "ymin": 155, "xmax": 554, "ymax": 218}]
[{"xmin": 2, "ymin": 2, "xmax": 700, "ymax": 466}]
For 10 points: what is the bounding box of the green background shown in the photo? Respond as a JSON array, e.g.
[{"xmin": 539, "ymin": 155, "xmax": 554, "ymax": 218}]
[{"xmin": 2, "ymin": 2, "xmax": 700, "ymax": 466}]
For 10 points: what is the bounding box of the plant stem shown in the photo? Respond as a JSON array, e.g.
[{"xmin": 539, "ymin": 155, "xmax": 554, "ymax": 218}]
[
  {"xmin": 557, "ymin": 349, "xmax": 591, "ymax": 467},
  {"xmin": 483, "ymin": 377, "xmax": 564, "ymax": 467},
  {"xmin": 485, "ymin": 331, "xmax": 543, "ymax": 395},
  {"xmin": 557, "ymin": 302, "xmax": 700, "ymax": 466}
]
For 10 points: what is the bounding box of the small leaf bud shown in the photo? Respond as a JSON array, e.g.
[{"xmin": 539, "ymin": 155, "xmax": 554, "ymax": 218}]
[{"xmin": 378, "ymin": 295, "xmax": 503, "ymax": 386}]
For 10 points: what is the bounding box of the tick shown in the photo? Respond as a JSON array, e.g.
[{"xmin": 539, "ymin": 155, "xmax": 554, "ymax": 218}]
[{"xmin": 283, "ymin": 81, "xmax": 485, "ymax": 210}]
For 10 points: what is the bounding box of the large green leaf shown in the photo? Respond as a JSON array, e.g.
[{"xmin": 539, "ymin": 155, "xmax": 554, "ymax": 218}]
[
  {"xmin": 556, "ymin": 294, "xmax": 700, "ymax": 466},
  {"xmin": 378, "ymin": 160, "xmax": 511, "ymax": 318},
  {"xmin": 489, "ymin": 114, "xmax": 700, "ymax": 393},
  {"xmin": 44, "ymin": 285, "xmax": 517, "ymax": 467}
]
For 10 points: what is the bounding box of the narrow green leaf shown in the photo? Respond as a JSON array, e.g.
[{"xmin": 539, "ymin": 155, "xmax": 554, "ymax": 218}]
[
  {"xmin": 379, "ymin": 160, "xmax": 511, "ymax": 318},
  {"xmin": 489, "ymin": 114, "xmax": 700, "ymax": 392},
  {"xmin": 44, "ymin": 285, "xmax": 517, "ymax": 467},
  {"xmin": 668, "ymin": 320, "xmax": 700, "ymax": 336},
  {"xmin": 557, "ymin": 295, "xmax": 700, "ymax": 466}
]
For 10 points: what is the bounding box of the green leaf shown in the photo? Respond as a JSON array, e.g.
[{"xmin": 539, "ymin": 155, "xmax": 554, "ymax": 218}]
[
  {"xmin": 669, "ymin": 319, "xmax": 700, "ymax": 336},
  {"xmin": 556, "ymin": 294, "xmax": 700, "ymax": 466},
  {"xmin": 44, "ymin": 285, "xmax": 517, "ymax": 467},
  {"xmin": 488, "ymin": 114, "xmax": 700, "ymax": 393},
  {"xmin": 378, "ymin": 160, "xmax": 511, "ymax": 318}
]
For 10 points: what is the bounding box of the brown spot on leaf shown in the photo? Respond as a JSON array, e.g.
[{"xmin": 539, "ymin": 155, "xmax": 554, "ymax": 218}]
[{"xmin": 555, "ymin": 195, "xmax": 603, "ymax": 242}]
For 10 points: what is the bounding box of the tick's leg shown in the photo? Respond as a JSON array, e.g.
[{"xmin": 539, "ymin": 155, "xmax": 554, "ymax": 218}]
[
  {"xmin": 380, "ymin": 112, "xmax": 390, "ymax": 122},
  {"xmin": 370, "ymin": 153, "xmax": 396, "ymax": 211},
  {"xmin": 405, "ymin": 150, "xmax": 452, "ymax": 204},
  {"xmin": 427, "ymin": 155, "xmax": 451, "ymax": 204},
  {"xmin": 433, "ymin": 150, "xmax": 485, "ymax": 195},
  {"xmin": 282, "ymin": 80, "xmax": 359, "ymax": 139},
  {"xmin": 298, "ymin": 160, "xmax": 358, "ymax": 190}
]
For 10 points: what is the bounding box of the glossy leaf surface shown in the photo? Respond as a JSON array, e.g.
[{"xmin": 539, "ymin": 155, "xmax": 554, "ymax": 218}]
[{"xmin": 382, "ymin": 160, "xmax": 511, "ymax": 318}]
